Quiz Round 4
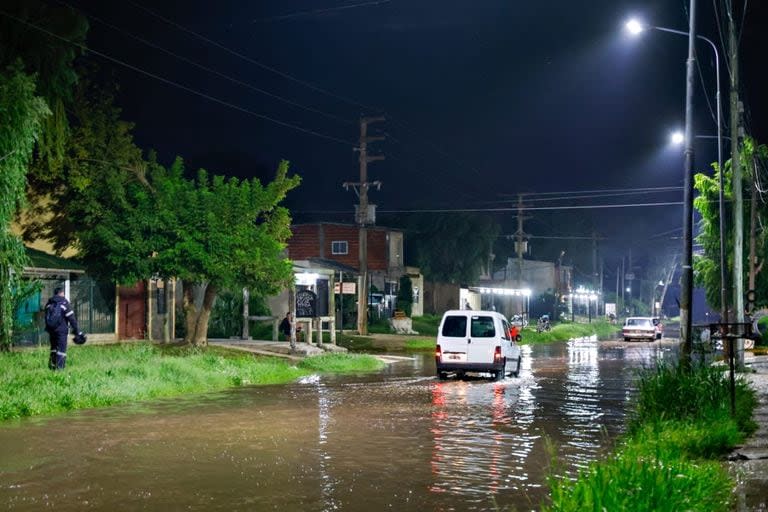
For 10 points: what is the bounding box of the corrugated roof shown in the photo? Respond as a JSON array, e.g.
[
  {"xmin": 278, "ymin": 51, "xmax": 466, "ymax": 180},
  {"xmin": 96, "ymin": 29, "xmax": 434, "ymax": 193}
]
[{"xmin": 25, "ymin": 247, "xmax": 85, "ymax": 271}]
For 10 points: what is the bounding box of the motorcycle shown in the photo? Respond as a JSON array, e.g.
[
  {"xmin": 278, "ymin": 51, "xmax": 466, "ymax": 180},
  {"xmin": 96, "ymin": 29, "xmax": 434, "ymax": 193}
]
[{"xmin": 536, "ymin": 315, "xmax": 551, "ymax": 333}]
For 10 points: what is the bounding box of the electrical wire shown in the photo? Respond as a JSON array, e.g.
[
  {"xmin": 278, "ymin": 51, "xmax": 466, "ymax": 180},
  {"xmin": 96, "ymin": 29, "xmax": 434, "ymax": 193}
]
[
  {"xmin": 481, "ymin": 189, "xmax": 683, "ymax": 205},
  {"xmin": 497, "ymin": 186, "xmax": 683, "ymax": 198},
  {"xmin": 0, "ymin": 9, "xmax": 357, "ymax": 147},
  {"xmin": 253, "ymin": 0, "xmax": 390, "ymax": 23},
  {"xmin": 62, "ymin": 1, "xmax": 355, "ymax": 125},
  {"xmin": 124, "ymin": 0, "xmax": 379, "ymax": 113},
  {"xmin": 311, "ymin": 201, "xmax": 685, "ymax": 214}
]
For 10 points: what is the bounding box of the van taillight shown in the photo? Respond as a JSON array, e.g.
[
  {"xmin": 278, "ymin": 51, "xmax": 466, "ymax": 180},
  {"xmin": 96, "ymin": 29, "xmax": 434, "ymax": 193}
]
[
  {"xmin": 435, "ymin": 344, "xmax": 442, "ymax": 361},
  {"xmin": 494, "ymin": 346, "xmax": 502, "ymax": 362}
]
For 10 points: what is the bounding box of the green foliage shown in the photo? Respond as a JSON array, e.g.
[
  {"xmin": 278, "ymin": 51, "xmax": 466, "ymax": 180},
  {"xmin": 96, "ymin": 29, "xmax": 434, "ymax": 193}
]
[
  {"xmin": 521, "ymin": 321, "xmax": 617, "ymax": 344},
  {"xmin": 403, "ymin": 338, "xmax": 435, "ymax": 351},
  {"xmin": 628, "ymin": 363, "xmax": 757, "ymax": 436},
  {"xmin": 148, "ymin": 160, "xmax": 300, "ymax": 293},
  {"xmin": 411, "ymin": 314, "xmax": 441, "ymax": 336},
  {"xmin": 403, "ymin": 213, "xmax": 499, "ymax": 284},
  {"xmin": 0, "ymin": 343, "xmax": 384, "ymax": 420},
  {"xmin": 0, "ymin": 65, "xmax": 50, "ymax": 349},
  {"xmin": 543, "ymin": 363, "xmax": 758, "ymax": 512},
  {"xmin": 297, "ymin": 353, "xmax": 384, "ymax": 373},
  {"xmin": 23, "ymin": 75, "xmax": 143, "ymax": 257},
  {"xmin": 543, "ymin": 366, "xmax": 757, "ymax": 512},
  {"xmin": 0, "ymin": 1, "xmax": 88, "ymax": 175},
  {"xmin": 693, "ymin": 138, "xmax": 768, "ymax": 310},
  {"xmin": 397, "ymin": 275, "xmax": 413, "ymax": 316},
  {"xmin": 544, "ymin": 439, "xmax": 733, "ymax": 512},
  {"xmin": 207, "ymin": 289, "xmax": 270, "ymax": 339}
]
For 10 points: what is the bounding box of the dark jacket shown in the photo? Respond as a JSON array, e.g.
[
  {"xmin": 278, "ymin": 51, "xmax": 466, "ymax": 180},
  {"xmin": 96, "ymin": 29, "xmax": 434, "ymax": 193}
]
[{"xmin": 45, "ymin": 295, "xmax": 79, "ymax": 334}]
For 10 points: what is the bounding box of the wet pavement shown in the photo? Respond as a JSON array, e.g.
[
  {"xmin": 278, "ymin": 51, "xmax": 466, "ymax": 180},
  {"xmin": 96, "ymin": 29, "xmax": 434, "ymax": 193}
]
[
  {"xmin": 0, "ymin": 338, "xmax": 726, "ymax": 511},
  {"xmin": 5, "ymin": 333, "xmax": 767, "ymax": 510},
  {"xmin": 729, "ymin": 354, "xmax": 768, "ymax": 511}
]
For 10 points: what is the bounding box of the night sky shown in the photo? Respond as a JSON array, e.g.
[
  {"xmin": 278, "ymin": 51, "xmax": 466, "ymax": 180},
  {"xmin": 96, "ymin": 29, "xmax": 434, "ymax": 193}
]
[{"xmin": 38, "ymin": 1, "xmax": 768, "ymax": 300}]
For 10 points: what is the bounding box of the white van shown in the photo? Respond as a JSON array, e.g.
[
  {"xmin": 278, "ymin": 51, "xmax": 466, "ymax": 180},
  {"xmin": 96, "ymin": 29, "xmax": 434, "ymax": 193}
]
[{"xmin": 435, "ymin": 310, "xmax": 522, "ymax": 380}]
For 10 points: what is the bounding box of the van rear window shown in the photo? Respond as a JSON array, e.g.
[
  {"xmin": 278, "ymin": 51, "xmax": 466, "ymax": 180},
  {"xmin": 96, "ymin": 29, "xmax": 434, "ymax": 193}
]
[
  {"xmin": 471, "ymin": 316, "xmax": 495, "ymax": 337},
  {"xmin": 441, "ymin": 316, "xmax": 467, "ymax": 337}
]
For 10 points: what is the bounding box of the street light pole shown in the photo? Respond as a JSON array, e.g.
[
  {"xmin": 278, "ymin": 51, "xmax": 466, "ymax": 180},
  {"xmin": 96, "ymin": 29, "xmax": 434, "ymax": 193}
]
[
  {"xmin": 625, "ymin": 2, "xmax": 702, "ymax": 362},
  {"xmin": 656, "ymin": 29, "xmax": 727, "ymax": 328},
  {"xmin": 680, "ymin": 0, "xmax": 697, "ymax": 364}
]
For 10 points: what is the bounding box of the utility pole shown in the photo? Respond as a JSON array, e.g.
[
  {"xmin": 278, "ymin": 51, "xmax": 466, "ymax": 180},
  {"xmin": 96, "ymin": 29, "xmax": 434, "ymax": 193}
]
[
  {"xmin": 748, "ymin": 156, "xmax": 761, "ymax": 310},
  {"xmin": 514, "ymin": 194, "xmax": 529, "ymax": 298},
  {"xmin": 344, "ymin": 116, "xmax": 384, "ymax": 336},
  {"xmin": 727, "ymin": 3, "xmax": 744, "ymax": 366},
  {"xmin": 679, "ymin": 0, "xmax": 697, "ymax": 365}
]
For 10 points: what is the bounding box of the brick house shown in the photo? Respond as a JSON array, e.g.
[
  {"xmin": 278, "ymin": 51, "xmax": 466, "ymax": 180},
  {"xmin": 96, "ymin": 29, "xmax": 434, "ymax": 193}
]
[{"xmin": 287, "ymin": 223, "xmax": 423, "ymax": 317}]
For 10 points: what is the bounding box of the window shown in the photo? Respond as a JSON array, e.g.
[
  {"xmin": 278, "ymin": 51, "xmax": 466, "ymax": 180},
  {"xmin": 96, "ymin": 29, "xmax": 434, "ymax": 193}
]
[
  {"xmin": 442, "ymin": 316, "xmax": 467, "ymax": 337},
  {"xmin": 470, "ymin": 316, "xmax": 496, "ymax": 337},
  {"xmin": 331, "ymin": 241, "xmax": 348, "ymax": 255}
]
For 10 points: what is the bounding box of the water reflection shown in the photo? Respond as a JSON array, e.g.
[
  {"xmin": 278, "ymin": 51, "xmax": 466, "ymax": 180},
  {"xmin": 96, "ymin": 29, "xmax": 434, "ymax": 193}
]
[{"xmin": 0, "ymin": 341, "xmax": 676, "ymax": 511}]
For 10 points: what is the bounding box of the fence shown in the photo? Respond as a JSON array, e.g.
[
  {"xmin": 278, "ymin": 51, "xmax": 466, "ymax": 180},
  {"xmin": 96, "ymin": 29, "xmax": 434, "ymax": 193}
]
[{"xmin": 13, "ymin": 277, "xmax": 115, "ymax": 346}]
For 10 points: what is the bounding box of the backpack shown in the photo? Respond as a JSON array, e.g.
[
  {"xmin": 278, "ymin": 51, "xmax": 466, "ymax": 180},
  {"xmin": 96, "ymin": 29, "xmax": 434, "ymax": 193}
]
[{"xmin": 45, "ymin": 302, "xmax": 63, "ymax": 330}]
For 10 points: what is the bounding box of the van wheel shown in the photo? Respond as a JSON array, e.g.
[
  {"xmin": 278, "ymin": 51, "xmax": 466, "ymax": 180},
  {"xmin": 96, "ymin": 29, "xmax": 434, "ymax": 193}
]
[
  {"xmin": 437, "ymin": 371, "xmax": 448, "ymax": 380},
  {"xmin": 512, "ymin": 357, "xmax": 521, "ymax": 377}
]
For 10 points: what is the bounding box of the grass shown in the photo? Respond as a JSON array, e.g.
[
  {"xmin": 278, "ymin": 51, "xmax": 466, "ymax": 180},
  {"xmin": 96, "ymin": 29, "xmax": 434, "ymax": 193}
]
[
  {"xmin": 542, "ymin": 364, "xmax": 758, "ymax": 512},
  {"xmin": 0, "ymin": 343, "xmax": 384, "ymax": 421},
  {"xmin": 521, "ymin": 321, "xmax": 618, "ymax": 344}
]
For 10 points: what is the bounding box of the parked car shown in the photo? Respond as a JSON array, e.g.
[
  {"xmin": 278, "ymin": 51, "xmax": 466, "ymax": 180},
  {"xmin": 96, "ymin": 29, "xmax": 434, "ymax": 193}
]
[
  {"xmin": 435, "ymin": 310, "xmax": 522, "ymax": 380},
  {"xmin": 622, "ymin": 317, "xmax": 657, "ymax": 342}
]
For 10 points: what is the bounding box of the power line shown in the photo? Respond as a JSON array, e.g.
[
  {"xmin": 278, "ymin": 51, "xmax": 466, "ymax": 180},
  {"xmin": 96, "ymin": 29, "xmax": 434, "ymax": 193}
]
[
  {"xmin": 124, "ymin": 0, "xmax": 496, "ymax": 189},
  {"xmin": 497, "ymin": 186, "xmax": 683, "ymax": 198},
  {"xmin": 63, "ymin": 0, "xmax": 354, "ymax": 125},
  {"xmin": 482, "ymin": 189, "xmax": 683, "ymax": 205},
  {"xmin": 0, "ymin": 9, "xmax": 357, "ymax": 147},
  {"xmin": 253, "ymin": 0, "xmax": 390, "ymax": 23},
  {"xmin": 125, "ymin": 0, "xmax": 379, "ymax": 113},
  {"xmin": 294, "ymin": 200, "xmax": 685, "ymax": 215}
]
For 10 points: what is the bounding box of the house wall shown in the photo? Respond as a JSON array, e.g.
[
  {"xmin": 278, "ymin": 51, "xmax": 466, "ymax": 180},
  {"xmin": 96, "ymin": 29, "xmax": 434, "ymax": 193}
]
[{"xmin": 288, "ymin": 224, "xmax": 390, "ymax": 271}]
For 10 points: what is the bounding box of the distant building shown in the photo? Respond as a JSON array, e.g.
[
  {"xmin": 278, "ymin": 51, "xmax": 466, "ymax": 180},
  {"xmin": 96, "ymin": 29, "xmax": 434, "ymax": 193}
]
[{"xmin": 286, "ymin": 222, "xmax": 423, "ymax": 317}]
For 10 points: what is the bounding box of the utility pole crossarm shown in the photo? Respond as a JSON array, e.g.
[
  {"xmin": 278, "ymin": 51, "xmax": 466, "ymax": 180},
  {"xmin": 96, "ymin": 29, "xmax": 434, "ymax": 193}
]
[{"xmin": 343, "ymin": 115, "xmax": 386, "ymax": 336}]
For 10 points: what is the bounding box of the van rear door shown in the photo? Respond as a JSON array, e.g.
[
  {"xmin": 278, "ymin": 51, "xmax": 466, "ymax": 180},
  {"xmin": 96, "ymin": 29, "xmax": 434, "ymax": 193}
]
[
  {"xmin": 467, "ymin": 314, "xmax": 497, "ymax": 363},
  {"xmin": 439, "ymin": 313, "xmax": 469, "ymax": 362}
]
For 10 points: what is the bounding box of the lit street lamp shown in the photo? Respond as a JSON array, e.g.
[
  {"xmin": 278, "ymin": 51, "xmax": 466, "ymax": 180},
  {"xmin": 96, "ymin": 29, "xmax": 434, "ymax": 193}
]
[
  {"xmin": 624, "ymin": 6, "xmax": 708, "ymax": 361},
  {"xmin": 627, "ymin": 16, "xmax": 726, "ymax": 328}
]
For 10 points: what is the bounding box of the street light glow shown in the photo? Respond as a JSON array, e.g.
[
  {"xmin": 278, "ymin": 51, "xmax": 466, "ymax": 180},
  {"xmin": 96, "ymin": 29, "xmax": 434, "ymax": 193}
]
[
  {"xmin": 670, "ymin": 131, "xmax": 684, "ymax": 145},
  {"xmin": 625, "ymin": 18, "xmax": 645, "ymax": 35}
]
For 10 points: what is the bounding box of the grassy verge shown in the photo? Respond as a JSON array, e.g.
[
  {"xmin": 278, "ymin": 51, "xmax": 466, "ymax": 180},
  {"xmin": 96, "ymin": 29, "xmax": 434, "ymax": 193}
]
[
  {"xmin": 521, "ymin": 321, "xmax": 618, "ymax": 344},
  {"xmin": 542, "ymin": 364, "xmax": 758, "ymax": 511},
  {"xmin": 0, "ymin": 343, "xmax": 384, "ymax": 421}
]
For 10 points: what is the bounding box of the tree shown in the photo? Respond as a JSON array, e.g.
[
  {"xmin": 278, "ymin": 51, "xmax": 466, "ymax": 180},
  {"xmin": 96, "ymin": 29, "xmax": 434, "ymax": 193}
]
[
  {"xmin": 0, "ymin": 1, "xmax": 87, "ymax": 179},
  {"xmin": 404, "ymin": 213, "xmax": 499, "ymax": 284},
  {"xmin": 22, "ymin": 74, "xmax": 144, "ymax": 257},
  {"xmin": 0, "ymin": 65, "xmax": 50, "ymax": 349},
  {"xmin": 397, "ymin": 275, "xmax": 413, "ymax": 316},
  {"xmin": 151, "ymin": 160, "xmax": 301, "ymax": 345},
  {"xmin": 693, "ymin": 138, "xmax": 768, "ymax": 312},
  {"xmin": 66, "ymin": 156, "xmax": 300, "ymax": 346}
]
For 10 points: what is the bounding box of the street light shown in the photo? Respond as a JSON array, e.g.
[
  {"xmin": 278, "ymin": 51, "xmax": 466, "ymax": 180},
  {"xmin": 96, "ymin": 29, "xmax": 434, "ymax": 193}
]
[
  {"xmin": 670, "ymin": 126, "xmax": 731, "ymax": 326},
  {"xmin": 624, "ymin": 6, "xmax": 703, "ymax": 361}
]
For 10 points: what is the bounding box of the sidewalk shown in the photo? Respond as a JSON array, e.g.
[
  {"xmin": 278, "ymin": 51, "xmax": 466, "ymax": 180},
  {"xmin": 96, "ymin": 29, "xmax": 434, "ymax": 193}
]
[{"xmin": 729, "ymin": 354, "xmax": 768, "ymax": 510}]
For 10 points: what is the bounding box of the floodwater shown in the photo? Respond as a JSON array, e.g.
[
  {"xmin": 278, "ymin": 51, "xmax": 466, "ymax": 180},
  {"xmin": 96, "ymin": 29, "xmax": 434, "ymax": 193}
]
[{"xmin": 0, "ymin": 338, "xmax": 677, "ymax": 511}]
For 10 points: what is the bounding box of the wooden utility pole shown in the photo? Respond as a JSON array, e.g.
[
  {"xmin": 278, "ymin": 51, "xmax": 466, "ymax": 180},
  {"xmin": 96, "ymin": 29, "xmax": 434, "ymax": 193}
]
[
  {"xmin": 513, "ymin": 194, "xmax": 530, "ymax": 315},
  {"xmin": 344, "ymin": 116, "xmax": 384, "ymax": 335},
  {"xmin": 727, "ymin": 3, "xmax": 744, "ymax": 365}
]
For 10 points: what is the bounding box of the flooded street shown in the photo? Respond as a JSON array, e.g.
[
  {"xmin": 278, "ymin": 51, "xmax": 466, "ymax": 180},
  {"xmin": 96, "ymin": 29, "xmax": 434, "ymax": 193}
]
[{"xmin": 0, "ymin": 339, "xmax": 677, "ymax": 511}]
